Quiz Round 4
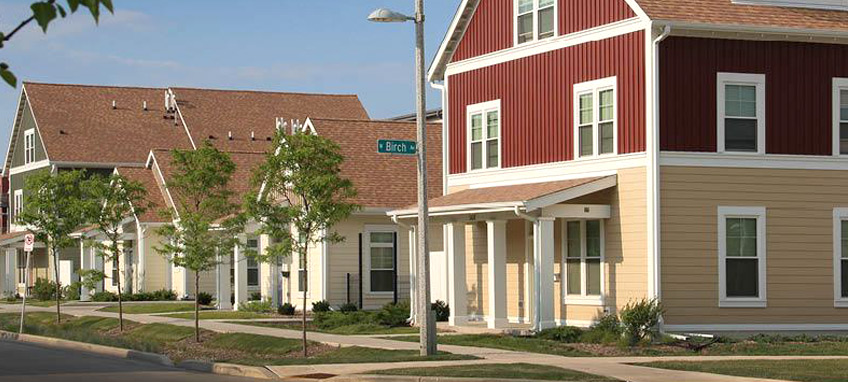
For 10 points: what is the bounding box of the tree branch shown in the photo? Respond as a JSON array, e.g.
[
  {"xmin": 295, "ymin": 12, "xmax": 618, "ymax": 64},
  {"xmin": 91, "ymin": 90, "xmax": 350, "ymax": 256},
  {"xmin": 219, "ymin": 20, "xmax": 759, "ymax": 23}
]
[{"xmin": 4, "ymin": 0, "xmax": 57, "ymax": 42}]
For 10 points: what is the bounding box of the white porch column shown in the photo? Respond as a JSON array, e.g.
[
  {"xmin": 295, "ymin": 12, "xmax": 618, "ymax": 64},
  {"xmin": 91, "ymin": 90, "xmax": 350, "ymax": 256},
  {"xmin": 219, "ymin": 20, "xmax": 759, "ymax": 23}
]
[
  {"xmin": 486, "ymin": 220, "xmax": 508, "ymax": 329},
  {"xmin": 524, "ymin": 221, "xmax": 535, "ymax": 323},
  {"xmin": 79, "ymin": 240, "xmax": 91, "ymax": 301},
  {"xmin": 93, "ymin": 246, "xmax": 103, "ymax": 293},
  {"xmin": 408, "ymin": 225, "xmax": 418, "ymax": 322},
  {"xmin": 446, "ymin": 221, "xmax": 467, "ymax": 326},
  {"xmin": 259, "ymin": 235, "xmax": 278, "ymax": 306},
  {"xmin": 216, "ymin": 248, "xmax": 232, "ymax": 310},
  {"xmin": 6, "ymin": 249, "xmax": 16, "ymax": 296},
  {"xmin": 136, "ymin": 224, "xmax": 146, "ymax": 292},
  {"xmin": 534, "ymin": 217, "xmax": 556, "ymax": 330},
  {"xmin": 0, "ymin": 249, "xmax": 6, "ymax": 297},
  {"xmin": 233, "ymin": 238, "xmax": 248, "ymax": 310}
]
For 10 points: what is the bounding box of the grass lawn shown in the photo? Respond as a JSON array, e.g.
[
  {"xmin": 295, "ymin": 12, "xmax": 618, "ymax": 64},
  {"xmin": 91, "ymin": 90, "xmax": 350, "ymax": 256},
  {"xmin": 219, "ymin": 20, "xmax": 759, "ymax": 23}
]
[
  {"xmin": 229, "ymin": 320, "xmax": 420, "ymax": 335},
  {"xmin": 261, "ymin": 346, "xmax": 476, "ymax": 366},
  {"xmin": 388, "ymin": 334, "xmax": 593, "ymax": 357},
  {"xmin": 636, "ymin": 359, "xmax": 848, "ymax": 382},
  {"xmin": 163, "ymin": 311, "xmax": 273, "ymax": 320},
  {"xmin": 98, "ymin": 303, "xmax": 201, "ymax": 314},
  {"xmin": 375, "ymin": 363, "xmax": 618, "ymax": 381}
]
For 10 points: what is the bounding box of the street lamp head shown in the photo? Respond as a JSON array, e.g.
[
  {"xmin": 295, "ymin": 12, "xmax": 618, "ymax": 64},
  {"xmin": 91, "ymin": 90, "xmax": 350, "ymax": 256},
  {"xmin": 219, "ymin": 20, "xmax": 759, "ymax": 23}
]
[{"xmin": 367, "ymin": 8, "xmax": 413, "ymax": 23}]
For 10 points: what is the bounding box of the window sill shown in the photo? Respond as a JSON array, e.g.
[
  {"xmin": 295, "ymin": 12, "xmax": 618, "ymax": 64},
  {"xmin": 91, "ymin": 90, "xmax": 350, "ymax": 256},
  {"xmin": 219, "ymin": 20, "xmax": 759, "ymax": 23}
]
[
  {"xmin": 835, "ymin": 300, "xmax": 848, "ymax": 308},
  {"xmin": 719, "ymin": 299, "xmax": 767, "ymax": 308},
  {"xmin": 564, "ymin": 296, "xmax": 604, "ymax": 306},
  {"xmin": 718, "ymin": 151, "xmax": 765, "ymax": 156},
  {"xmin": 367, "ymin": 291, "xmax": 395, "ymax": 296}
]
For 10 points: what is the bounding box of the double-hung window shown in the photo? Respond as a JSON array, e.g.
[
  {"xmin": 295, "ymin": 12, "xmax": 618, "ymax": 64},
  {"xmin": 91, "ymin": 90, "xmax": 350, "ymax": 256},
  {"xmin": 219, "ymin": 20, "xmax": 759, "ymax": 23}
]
[
  {"xmin": 833, "ymin": 78, "xmax": 848, "ymax": 156},
  {"xmin": 296, "ymin": 234, "xmax": 308, "ymax": 293},
  {"xmin": 246, "ymin": 238, "xmax": 259, "ymax": 288},
  {"xmin": 23, "ymin": 129, "xmax": 34, "ymax": 165},
  {"xmin": 718, "ymin": 207, "xmax": 767, "ymax": 308},
  {"xmin": 833, "ymin": 208, "xmax": 848, "ymax": 307},
  {"xmin": 367, "ymin": 230, "xmax": 396, "ymax": 293},
  {"xmin": 718, "ymin": 73, "xmax": 765, "ymax": 154},
  {"xmin": 17, "ymin": 251, "xmax": 26, "ymax": 285},
  {"xmin": 563, "ymin": 220, "xmax": 604, "ymax": 305},
  {"xmin": 111, "ymin": 255, "xmax": 120, "ymax": 287},
  {"xmin": 13, "ymin": 189, "xmax": 22, "ymax": 224},
  {"xmin": 515, "ymin": 0, "xmax": 556, "ymax": 45},
  {"xmin": 467, "ymin": 100, "xmax": 500, "ymax": 171},
  {"xmin": 573, "ymin": 77, "xmax": 617, "ymax": 158}
]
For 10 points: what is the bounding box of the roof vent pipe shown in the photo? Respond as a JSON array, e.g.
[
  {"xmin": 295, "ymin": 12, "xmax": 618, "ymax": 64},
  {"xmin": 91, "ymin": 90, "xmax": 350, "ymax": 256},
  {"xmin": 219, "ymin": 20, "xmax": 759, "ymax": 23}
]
[
  {"xmin": 250, "ymin": 131, "xmax": 255, "ymax": 141},
  {"xmin": 143, "ymin": 101, "xmax": 148, "ymax": 111},
  {"xmin": 112, "ymin": 100, "xmax": 117, "ymax": 109},
  {"xmin": 228, "ymin": 131, "xmax": 233, "ymax": 140}
]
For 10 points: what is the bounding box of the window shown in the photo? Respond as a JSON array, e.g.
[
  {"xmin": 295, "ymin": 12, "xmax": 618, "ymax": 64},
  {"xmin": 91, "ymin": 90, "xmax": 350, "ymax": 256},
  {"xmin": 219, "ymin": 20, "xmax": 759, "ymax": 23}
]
[
  {"xmin": 833, "ymin": 78, "xmax": 848, "ymax": 156},
  {"xmin": 717, "ymin": 73, "xmax": 765, "ymax": 154},
  {"xmin": 297, "ymin": 234, "xmax": 308, "ymax": 293},
  {"xmin": 563, "ymin": 220, "xmax": 604, "ymax": 305},
  {"xmin": 111, "ymin": 256, "xmax": 119, "ymax": 287},
  {"xmin": 573, "ymin": 77, "xmax": 617, "ymax": 158},
  {"xmin": 718, "ymin": 206, "xmax": 767, "ymax": 308},
  {"xmin": 17, "ymin": 251, "xmax": 26, "ymax": 285},
  {"xmin": 23, "ymin": 129, "xmax": 34, "ymax": 165},
  {"xmin": 368, "ymin": 231, "xmax": 396, "ymax": 293},
  {"xmin": 467, "ymin": 100, "xmax": 500, "ymax": 171},
  {"xmin": 515, "ymin": 0, "xmax": 556, "ymax": 45},
  {"xmin": 246, "ymin": 238, "xmax": 259, "ymax": 287},
  {"xmin": 13, "ymin": 190, "xmax": 22, "ymax": 224},
  {"xmin": 833, "ymin": 208, "xmax": 848, "ymax": 307}
]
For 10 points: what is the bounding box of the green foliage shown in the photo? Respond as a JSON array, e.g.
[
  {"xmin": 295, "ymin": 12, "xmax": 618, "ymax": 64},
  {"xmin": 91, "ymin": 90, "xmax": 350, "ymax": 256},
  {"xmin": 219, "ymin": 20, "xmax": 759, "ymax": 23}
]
[
  {"xmin": 238, "ymin": 299, "xmax": 274, "ymax": 313},
  {"xmin": 1, "ymin": 0, "xmax": 115, "ymax": 87},
  {"xmin": 249, "ymin": 291, "xmax": 262, "ymax": 301},
  {"xmin": 196, "ymin": 292, "xmax": 213, "ymax": 306},
  {"xmin": 278, "ymin": 302, "xmax": 296, "ymax": 315},
  {"xmin": 338, "ymin": 302, "xmax": 358, "ymax": 313},
  {"xmin": 63, "ymin": 281, "xmax": 81, "ymax": 301},
  {"xmin": 78, "ymin": 269, "xmax": 105, "ymax": 292},
  {"xmin": 312, "ymin": 310, "xmax": 372, "ymax": 330},
  {"xmin": 311, "ymin": 300, "xmax": 331, "ymax": 313},
  {"xmin": 375, "ymin": 300, "xmax": 411, "ymax": 327},
  {"xmin": 431, "ymin": 300, "xmax": 450, "ymax": 322},
  {"xmin": 619, "ymin": 299, "xmax": 664, "ymax": 346},
  {"xmin": 92, "ymin": 290, "xmax": 117, "ymax": 302},
  {"xmin": 33, "ymin": 278, "xmax": 58, "ymax": 301},
  {"xmin": 537, "ymin": 326, "xmax": 584, "ymax": 343}
]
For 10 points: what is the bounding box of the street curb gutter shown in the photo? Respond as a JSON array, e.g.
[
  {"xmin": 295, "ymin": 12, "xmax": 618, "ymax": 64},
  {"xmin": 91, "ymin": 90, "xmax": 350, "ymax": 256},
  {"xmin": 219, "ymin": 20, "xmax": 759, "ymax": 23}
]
[
  {"xmin": 178, "ymin": 360, "xmax": 278, "ymax": 380},
  {"xmin": 329, "ymin": 376, "xmax": 568, "ymax": 382},
  {"xmin": 0, "ymin": 330, "xmax": 173, "ymax": 367}
]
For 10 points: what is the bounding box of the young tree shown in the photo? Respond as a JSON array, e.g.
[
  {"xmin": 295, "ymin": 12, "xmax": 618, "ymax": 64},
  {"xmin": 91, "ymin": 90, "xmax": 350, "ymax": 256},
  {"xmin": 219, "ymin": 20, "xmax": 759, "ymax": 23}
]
[
  {"xmin": 155, "ymin": 143, "xmax": 242, "ymax": 342},
  {"xmin": 18, "ymin": 170, "xmax": 91, "ymax": 323},
  {"xmin": 83, "ymin": 173, "xmax": 149, "ymax": 331},
  {"xmin": 245, "ymin": 129, "xmax": 358, "ymax": 357}
]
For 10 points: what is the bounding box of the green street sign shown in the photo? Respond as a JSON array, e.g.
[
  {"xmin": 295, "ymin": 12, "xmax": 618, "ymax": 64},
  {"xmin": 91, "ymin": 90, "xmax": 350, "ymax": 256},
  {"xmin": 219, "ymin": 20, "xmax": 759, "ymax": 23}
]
[{"xmin": 378, "ymin": 139, "xmax": 417, "ymax": 155}]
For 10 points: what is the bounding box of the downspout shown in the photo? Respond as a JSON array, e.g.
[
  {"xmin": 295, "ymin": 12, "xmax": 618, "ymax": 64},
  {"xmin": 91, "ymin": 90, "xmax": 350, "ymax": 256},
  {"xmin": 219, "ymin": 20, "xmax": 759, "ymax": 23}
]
[
  {"xmin": 392, "ymin": 215, "xmax": 416, "ymax": 323},
  {"xmin": 650, "ymin": 23, "xmax": 671, "ymax": 305},
  {"xmin": 514, "ymin": 205, "xmax": 541, "ymax": 330}
]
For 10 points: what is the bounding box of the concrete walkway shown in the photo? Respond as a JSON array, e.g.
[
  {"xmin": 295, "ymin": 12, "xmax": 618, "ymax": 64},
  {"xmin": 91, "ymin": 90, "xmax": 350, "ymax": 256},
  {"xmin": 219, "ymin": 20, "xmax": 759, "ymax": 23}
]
[{"xmin": 2, "ymin": 303, "xmax": 844, "ymax": 382}]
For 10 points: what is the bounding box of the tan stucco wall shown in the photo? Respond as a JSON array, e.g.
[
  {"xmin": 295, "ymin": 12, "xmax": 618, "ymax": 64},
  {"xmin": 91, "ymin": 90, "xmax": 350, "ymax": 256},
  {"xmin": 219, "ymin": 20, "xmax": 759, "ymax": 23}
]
[{"xmin": 660, "ymin": 166, "xmax": 848, "ymax": 325}]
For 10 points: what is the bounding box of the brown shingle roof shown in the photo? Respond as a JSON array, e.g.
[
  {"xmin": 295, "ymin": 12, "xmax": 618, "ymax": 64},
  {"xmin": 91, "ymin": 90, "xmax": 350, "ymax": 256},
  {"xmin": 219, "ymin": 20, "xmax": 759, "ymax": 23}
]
[
  {"xmin": 423, "ymin": 176, "xmax": 612, "ymax": 210},
  {"xmin": 309, "ymin": 118, "xmax": 443, "ymax": 209},
  {"xmin": 115, "ymin": 166, "xmax": 170, "ymax": 223},
  {"xmin": 171, "ymin": 87, "xmax": 370, "ymax": 152},
  {"xmin": 635, "ymin": 0, "xmax": 848, "ymax": 32},
  {"xmin": 23, "ymin": 82, "xmax": 194, "ymax": 164}
]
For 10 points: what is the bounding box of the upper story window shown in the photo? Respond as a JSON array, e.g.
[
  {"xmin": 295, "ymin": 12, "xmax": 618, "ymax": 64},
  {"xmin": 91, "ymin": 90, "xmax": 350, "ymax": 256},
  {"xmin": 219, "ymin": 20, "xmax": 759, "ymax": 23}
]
[
  {"xmin": 717, "ymin": 73, "xmax": 766, "ymax": 154},
  {"xmin": 467, "ymin": 100, "xmax": 500, "ymax": 171},
  {"xmin": 515, "ymin": 0, "xmax": 556, "ymax": 45},
  {"xmin": 833, "ymin": 78, "xmax": 848, "ymax": 156},
  {"xmin": 573, "ymin": 77, "xmax": 617, "ymax": 159},
  {"xmin": 13, "ymin": 189, "xmax": 22, "ymax": 224},
  {"xmin": 23, "ymin": 128, "xmax": 35, "ymax": 164}
]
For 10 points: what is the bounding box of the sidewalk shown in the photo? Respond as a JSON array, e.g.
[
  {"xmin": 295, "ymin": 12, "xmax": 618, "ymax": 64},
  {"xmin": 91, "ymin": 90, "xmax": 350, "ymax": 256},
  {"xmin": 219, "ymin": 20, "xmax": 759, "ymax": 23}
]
[{"xmin": 1, "ymin": 303, "xmax": 839, "ymax": 382}]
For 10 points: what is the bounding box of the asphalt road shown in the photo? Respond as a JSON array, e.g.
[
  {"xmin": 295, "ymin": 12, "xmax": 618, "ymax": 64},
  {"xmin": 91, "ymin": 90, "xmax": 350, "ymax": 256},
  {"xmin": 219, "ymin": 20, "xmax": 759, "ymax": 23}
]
[{"xmin": 0, "ymin": 340, "xmax": 263, "ymax": 382}]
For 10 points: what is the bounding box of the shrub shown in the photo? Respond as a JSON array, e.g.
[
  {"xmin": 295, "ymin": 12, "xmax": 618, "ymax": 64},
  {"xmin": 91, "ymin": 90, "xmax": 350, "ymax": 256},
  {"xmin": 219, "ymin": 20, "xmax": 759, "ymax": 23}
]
[
  {"xmin": 249, "ymin": 291, "xmax": 262, "ymax": 301},
  {"xmin": 338, "ymin": 302, "xmax": 358, "ymax": 313},
  {"xmin": 91, "ymin": 291, "xmax": 118, "ymax": 302},
  {"xmin": 312, "ymin": 300, "xmax": 331, "ymax": 313},
  {"xmin": 238, "ymin": 299, "xmax": 273, "ymax": 313},
  {"xmin": 537, "ymin": 326, "xmax": 583, "ymax": 343},
  {"xmin": 313, "ymin": 310, "xmax": 371, "ymax": 330},
  {"xmin": 196, "ymin": 292, "xmax": 213, "ymax": 306},
  {"xmin": 431, "ymin": 300, "xmax": 450, "ymax": 322},
  {"xmin": 64, "ymin": 281, "xmax": 82, "ymax": 301},
  {"xmin": 278, "ymin": 303, "xmax": 296, "ymax": 316},
  {"xmin": 150, "ymin": 289, "xmax": 177, "ymax": 301},
  {"xmin": 619, "ymin": 299, "xmax": 664, "ymax": 346},
  {"xmin": 376, "ymin": 300, "xmax": 410, "ymax": 327},
  {"xmin": 5, "ymin": 293, "xmax": 20, "ymax": 302},
  {"xmin": 33, "ymin": 278, "xmax": 58, "ymax": 301},
  {"xmin": 580, "ymin": 313, "xmax": 622, "ymax": 344}
]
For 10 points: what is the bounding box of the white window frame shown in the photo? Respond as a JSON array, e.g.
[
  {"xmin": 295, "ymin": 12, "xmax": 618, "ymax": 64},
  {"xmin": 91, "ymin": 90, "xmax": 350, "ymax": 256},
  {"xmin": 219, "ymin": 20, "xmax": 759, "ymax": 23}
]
[
  {"xmin": 718, "ymin": 206, "xmax": 767, "ymax": 308},
  {"xmin": 23, "ymin": 128, "xmax": 34, "ymax": 165},
  {"xmin": 833, "ymin": 208, "xmax": 848, "ymax": 307},
  {"xmin": 573, "ymin": 77, "xmax": 618, "ymax": 159},
  {"xmin": 364, "ymin": 225, "xmax": 397, "ymax": 295},
  {"xmin": 561, "ymin": 219, "xmax": 605, "ymax": 306},
  {"xmin": 717, "ymin": 72, "xmax": 766, "ymax": 155},
  {"xmin": 513, "ymin": 0, "xmax": 558, "ymax": 46},
  {"xmin": 13, "ymin": 189, "xmax": 23, "ymax": 225},
  {"xmin": 832, "ymin": 78, "xmax": 848, "ymax": 156},
  {"xmin": 246, "ymin": 237, "xmax": 260, "ymax": 288},
  {"xmin": 466, "ymin": 100, "xmax": 501, "ymax": 172}
]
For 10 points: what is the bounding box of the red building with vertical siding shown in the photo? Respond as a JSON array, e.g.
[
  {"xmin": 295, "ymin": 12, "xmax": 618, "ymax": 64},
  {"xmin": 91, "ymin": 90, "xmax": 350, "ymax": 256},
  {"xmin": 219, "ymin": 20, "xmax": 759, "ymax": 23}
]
[{"xmin": 391, "ymin": 0, "xmax": 848, "ymax": 333}]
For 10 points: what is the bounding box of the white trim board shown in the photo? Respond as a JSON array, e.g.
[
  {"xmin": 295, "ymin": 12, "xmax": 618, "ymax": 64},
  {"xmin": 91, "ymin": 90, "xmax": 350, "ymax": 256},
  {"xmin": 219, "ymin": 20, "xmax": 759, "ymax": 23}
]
[
  {"xmin": 660, "ymin": 152, "xmax": 848, "ymax": 171},
  {"xmin": 8, "ymin": 159, "xmax": 50, "ymax": 176},
  {"xmin": 665, "ymin": 323, "xmax": 848, "ymax": 332},
  {"xmin": 833, "ymin": 78, "xmax": 848, "ymax": 156},
  {"xmin": 833, "ymin": 208, "xmax": 848, "ymax": 308}
]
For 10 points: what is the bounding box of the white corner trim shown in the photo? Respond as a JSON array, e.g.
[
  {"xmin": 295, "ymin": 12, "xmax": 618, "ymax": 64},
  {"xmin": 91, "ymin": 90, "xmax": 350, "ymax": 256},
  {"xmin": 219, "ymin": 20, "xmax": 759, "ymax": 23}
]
[
  {"xmin": 833, "ymin": 208, "xmax": 848, "ymax": 308},
  {"xmin": 717, "ymin": 72, "xmax": 766, "ymax": 155},
  {"xmin": 833, "ymin": 78, "xmax": 848, "ymax": 156},
  {"xmin": 717, "ymin": 206, "xmax": 767, "ymax": 309},
  {"xmin": 170, "ymin": 89, "xmax": 196, "ymax": 150},
  {"xmin": 664, "ymin": 323, "xmax": 848, "ymax": 332}
]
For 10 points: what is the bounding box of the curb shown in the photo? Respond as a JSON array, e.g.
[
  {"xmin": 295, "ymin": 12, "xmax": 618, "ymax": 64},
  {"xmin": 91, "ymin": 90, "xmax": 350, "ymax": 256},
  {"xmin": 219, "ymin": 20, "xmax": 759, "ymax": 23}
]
[
  {"xmin": 178, "ymin": 360, "xmax": 278, "ymax": 380},
  {"xmin": 329, "ymin": 375, "xmax": 564, "ymax": 382},
  {"xmin": 0, "ymin": 330, "xmax": 173, "ymax": 367}
]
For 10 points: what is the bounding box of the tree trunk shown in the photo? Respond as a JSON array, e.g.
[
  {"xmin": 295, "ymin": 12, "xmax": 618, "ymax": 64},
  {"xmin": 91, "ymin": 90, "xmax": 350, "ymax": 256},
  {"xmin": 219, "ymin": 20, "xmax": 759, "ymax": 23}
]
[
  {"xmin": 116, "ymin": 246, "xmax": 124, "ymax": 332},
  {"xmin": 195, "ymin": 272, "xmax": 200, "ymax": 343},
  {"xmin": 53, "ymin": 244, "xmax": 61, "ymax": 324}
]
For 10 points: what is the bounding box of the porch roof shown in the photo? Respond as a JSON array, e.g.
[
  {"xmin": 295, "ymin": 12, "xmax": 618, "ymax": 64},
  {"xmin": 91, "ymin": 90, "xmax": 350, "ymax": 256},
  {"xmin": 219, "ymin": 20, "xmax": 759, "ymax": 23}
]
[
  {"xmin": 0, "ymin": 231, "xmax": 28, "ymax": 246},
  {"xmin": 390, "ymin": 175, "xmax": 617, "ymax": 218}
]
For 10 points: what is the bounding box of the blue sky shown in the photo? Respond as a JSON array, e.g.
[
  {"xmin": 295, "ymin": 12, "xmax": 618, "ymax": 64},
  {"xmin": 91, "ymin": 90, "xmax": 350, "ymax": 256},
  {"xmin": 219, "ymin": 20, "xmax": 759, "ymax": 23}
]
[{"xmin": 0, "ymin": 0, "xmax": 459, "ymax": 140}]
